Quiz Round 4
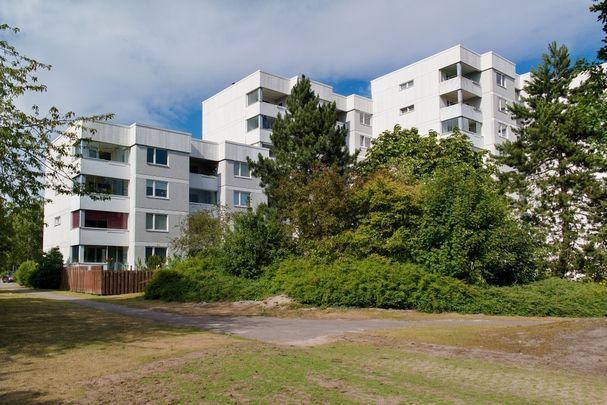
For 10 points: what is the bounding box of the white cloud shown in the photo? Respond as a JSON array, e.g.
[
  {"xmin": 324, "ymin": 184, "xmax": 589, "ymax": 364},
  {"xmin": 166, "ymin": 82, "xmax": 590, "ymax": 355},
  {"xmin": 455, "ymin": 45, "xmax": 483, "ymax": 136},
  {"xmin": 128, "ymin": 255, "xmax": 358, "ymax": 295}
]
[{"xmin": 1, "ymin": 0, "xmax": 602, "ymax": 136}]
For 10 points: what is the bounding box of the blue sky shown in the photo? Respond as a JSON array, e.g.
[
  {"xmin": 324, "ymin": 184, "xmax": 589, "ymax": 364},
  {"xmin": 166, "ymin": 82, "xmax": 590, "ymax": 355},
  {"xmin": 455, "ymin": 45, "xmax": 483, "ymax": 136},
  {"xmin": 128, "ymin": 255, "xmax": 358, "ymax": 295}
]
[{"xmin": 1, "ymin": 0, "xmax": 603, "ymax": 139}]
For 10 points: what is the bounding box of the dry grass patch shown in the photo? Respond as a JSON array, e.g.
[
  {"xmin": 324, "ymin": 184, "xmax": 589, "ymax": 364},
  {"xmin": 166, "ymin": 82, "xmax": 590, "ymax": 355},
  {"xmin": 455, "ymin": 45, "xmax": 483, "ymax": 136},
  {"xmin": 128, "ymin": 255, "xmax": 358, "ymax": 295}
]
[{"xmin": 0, "ymin": 290, "xmax": 239, "ymax": 404}]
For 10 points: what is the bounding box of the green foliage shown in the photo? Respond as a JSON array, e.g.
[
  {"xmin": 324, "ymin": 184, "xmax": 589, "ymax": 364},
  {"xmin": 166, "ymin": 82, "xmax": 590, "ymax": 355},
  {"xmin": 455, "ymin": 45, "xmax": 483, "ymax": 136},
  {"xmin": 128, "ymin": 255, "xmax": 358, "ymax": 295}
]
[
  {"xmin": 0, "ymin": 24, "xmax": 112, "ymax": 207},
  {"xmin": 248, "ymin": 77, "xmax": 356, "ymax": 244},
  {"xmin": 222, "ymin": 205, "xmax": 288, "ymax": 278},
  {"xmin": 275, "ymin": 165, "xmax": 352, "ymax": 242},
  {"xmin": 0, "ymin": 199, "xmax": 43, "ymax": 274},
  {"xmin": 15, "ymin": 260, "xmax": 38, "ymax": 287},
  {"xmin": 146, "ymin": 255, "xmax": 164, "ymax": 271},
  {"xmin": 249, "ymin": 77, "xmax": 356, "ymax": 211},
  {"xmin": 415, "ymin": 167, "xmax": 538, "ymax": 285},
  {"xmin": 358, "ymin": 126, "xmax": 487, "ymax": 178},
  {"xmin": 35, "ymin": 247, "xmax": 63, "ymax": 289},
  {"xmin": 171, "ymin": 209, "xmax": 226, "ymax": 258},
  {"xmin": 497, "ymin": 42, "xmax": 607, "ymax": 277},
  {"xmin": 270, "ymin": 256, "xmax": 606, "ymax": 317},
  {"xmin": 144, "ymin": 257, "xmax": 272, "ymax": 302}
]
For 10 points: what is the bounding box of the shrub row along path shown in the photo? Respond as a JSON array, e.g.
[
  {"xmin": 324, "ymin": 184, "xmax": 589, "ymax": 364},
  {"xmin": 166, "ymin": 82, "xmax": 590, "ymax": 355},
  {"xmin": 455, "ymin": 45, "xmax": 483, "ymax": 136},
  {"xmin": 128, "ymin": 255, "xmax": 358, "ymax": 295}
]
[{"xmin": 1, "ymin": 283, "xmax": 543, "ymax": 346}]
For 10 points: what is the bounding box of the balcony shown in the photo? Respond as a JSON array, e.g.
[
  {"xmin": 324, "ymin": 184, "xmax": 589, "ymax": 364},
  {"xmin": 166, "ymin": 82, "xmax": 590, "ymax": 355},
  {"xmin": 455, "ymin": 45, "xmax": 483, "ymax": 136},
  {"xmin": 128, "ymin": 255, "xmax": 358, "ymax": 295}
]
[
  {"xmin": 439, "ymin": 76, "xmax": 482, "ymax": 98},
  {"xmin": 189, "ymin": 173, "xmax": 219, "ymax": 191},
  {"xmin": 79, "ymin": 158, "xmax": 129, "ymax": 179},
  {"xmin": 439, "ymin": 103, "xmax": 483, "ymax": 123},
  {"xmin": 76, "ymin": 228, "xmax": 129, "ymax": 246},
  {"xmin": 189, "ymin": 202, "xmax": 216, "ymax": 213}
]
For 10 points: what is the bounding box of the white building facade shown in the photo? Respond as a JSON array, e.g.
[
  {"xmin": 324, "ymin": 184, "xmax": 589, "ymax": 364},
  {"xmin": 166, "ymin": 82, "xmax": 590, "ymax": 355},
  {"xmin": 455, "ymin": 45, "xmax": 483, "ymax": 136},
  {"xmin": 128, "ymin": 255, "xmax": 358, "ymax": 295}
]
[{"xmin": 43, "ymin": 45, "xmax": 528, "ymax": 268}]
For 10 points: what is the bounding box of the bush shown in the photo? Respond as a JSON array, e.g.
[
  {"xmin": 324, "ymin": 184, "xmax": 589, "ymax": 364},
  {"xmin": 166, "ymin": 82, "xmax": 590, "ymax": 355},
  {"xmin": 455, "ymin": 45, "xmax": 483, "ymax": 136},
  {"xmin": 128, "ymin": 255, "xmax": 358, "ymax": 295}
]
[
  {"xmin": 270, "ymin": 256, "xmax": 606, "ymax": 317},
  {"xmin": 146, "ymin": 255, "xmax": 164, "ymax": 271},
  {"xmin": 144, "ymin": 256, "xmax": 272, "ymax": 302},
  {"xmin": 15, "ymin": 260, "xmax": 38, "ymax": 287},
  {"xmin": 222, "ymin": 205, "xmax": 287, "ymax": 279},
  {"xmin": 35, "ymin": 247, "xmax": 63, "ymax": 289}
]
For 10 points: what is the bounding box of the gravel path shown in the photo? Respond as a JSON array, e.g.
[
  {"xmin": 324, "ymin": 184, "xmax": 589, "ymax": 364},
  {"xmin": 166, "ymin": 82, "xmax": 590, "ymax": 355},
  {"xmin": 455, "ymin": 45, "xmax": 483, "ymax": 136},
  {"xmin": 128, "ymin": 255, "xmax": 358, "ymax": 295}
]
[{"xmin": 1, "ymin": 283, "xmax": 542, "ymax": 346}]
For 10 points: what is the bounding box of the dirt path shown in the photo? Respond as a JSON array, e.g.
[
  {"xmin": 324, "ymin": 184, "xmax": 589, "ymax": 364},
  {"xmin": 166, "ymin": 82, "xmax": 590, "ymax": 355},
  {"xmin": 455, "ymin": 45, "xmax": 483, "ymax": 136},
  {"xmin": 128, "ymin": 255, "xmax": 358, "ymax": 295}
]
[{"xmin": 0, "ymin": 283, "xmax": 543, "ymax": 346}]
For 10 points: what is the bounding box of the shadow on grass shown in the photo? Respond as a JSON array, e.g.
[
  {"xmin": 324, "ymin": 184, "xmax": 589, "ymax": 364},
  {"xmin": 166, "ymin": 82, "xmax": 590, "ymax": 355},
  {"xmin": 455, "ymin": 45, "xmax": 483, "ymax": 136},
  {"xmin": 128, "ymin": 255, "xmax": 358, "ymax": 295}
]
[
  {"xmin": 0, "ymin": 289, "xmax": 196, "ymax": 358},
  {"xmin": 0, "ymin": 389, "xmax": 66, "ymax": 405}
]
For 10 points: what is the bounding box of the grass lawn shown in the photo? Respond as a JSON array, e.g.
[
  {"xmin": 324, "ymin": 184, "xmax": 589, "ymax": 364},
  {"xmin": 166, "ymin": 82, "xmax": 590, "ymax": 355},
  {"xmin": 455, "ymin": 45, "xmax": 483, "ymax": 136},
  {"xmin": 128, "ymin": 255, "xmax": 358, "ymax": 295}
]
[{"xmin": 1, "ymin": 289, "xmax": 606, "ymax": 404}]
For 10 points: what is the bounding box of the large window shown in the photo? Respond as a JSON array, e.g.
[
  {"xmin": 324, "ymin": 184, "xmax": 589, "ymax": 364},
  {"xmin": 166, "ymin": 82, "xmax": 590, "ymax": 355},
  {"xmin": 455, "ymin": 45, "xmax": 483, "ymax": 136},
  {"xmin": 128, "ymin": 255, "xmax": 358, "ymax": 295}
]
[
  {"xmin": 78, "ymin": 245, "xmax": 126, "ymax": 264},
  {"xmin": 146, "ymin": 213, "xmax": 168, "ymax": 231},
  {"xmin": 234, "ymin": 161, "xmax": 251, "ymax": 178},
  {"xmin": 233, "ymin": 191, "xmax": 250, "ymax": 208},
  {"xmin": 76, "ymin": 140, "xmax": 128, "ymax": 163},
  {"xmin": 147, "ymin": 147, "xmax": 168, "ymax": 166},
  {"xmin": 441, "ymin": 117, "xmax": 459, "ymax": 134},
  {"xmin": 76, "ymin": 175, "xmax": 128, "ymax": 196},
  {"xmin": 498, "ymin": 123, "xmax": 508, "ymax": 138},
  {"xmin": 247, "ymin": 115, "xmax": 275, "ymax": 132},
  {"xmin": 359, "ymin": 135, "xmax": 372, "ymax": 149},
  {"xmin": 497, "ymin": 97, "xmax": 509, "ymax": 113},
  {"xmin": 189, "ymin": 189, "xmax": 218, "ymax": 204},
  {"xmin": 145, "ymin": 247, "xmax": 167, "ymax": 260},
  {"xmin": 72, "ymin": 210, "xmax": 128, "ymax": 229},
  {"xmin": 146, "ymin": 180, "xmax": 168, "ymax": 198},
  {"xmin": 246, "ymin": 88, "xmax": 260, "ymax": 106},
  {"xmin": 463, "ymin": 117, "xmax": 481, "ymax": 134},
  {"xmin": 496, "ymin": 72, "xmax": 507, "ymax": 88},
  {"xmin": 359, "ymin": 112, "xmax": 372, "ymax": 126}
]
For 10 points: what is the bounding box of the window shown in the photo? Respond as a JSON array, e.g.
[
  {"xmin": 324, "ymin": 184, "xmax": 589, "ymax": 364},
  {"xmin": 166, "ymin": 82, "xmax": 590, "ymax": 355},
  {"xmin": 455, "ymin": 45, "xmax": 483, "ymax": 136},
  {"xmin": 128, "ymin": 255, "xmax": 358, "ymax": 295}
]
[
  {"xmin": 233, "ymin": 191, "xmax": 251, "ymax": 208},
  {"xmin": 147, "ymin": 147, "xmax": 168, "ymax": 166},
  {"xmin": 146, "ymin": 180, "xmax": 168, "ymax": 198},
  {"xmin": 498, "ymin": 123, "xmax": 508, "ymax": 138},
  {"xmin": 399, "ymin": 80, "xmax": 414, "ymax": 91},
  {"xmin": 463, "ymin": 117, "xmax": 481, "ymax": 134},
  {"xmin": 76, "ymin": 175, "xmax": 128, "ymax": 196},
  {"xmin": 400, "ymin": 105, "xmax": 415, "ymax": 115},
  {"xmin": 359, "ymin": 112, "xmax": 372, "ymax": 126},
  {"xmin": 146, "ymin": 213, "xmax": 168, "ymax": 231},
  {"xmin": 497, "ymin": 97, "xmax": 509, "ymax": 113},
  {"xmin": 359, "ymin": 135, "xmax": 371, "ymax": 149},
  {"xmin": 247, "ymin": 115, "xmax": 275, "ymax": 131},
  {"xmin": 234, "ymin": 161, "xmax": 251, "ymax": 178},
  {"xmin": 496, "ymin": 72, "xmax": 507, "ymax": 88},
  {"xmin": 145, "ymin": 247, "xmax": 167, "ymax": 260},
  {"xmin": 261, "ymin": 115, "xmax": 275, "ymax": 130},
  {"xmin": 74, "ymin": 210, "xmax": 128, "ymax": 229},
  {"xmin": 247, "ymin": 88, "xmax": 260, "ymax": 106},
  {"xmin": 54, "ymin": 216, "xmax": 61, "ymax": 227},
  {"xmin": 189, "ymin": 189, "xmax": 218, "ymax": 204},
  {"xmin": 71, "ymin": 245, "xmax": 80, "ymax": 263},
  {"xmin": 247, "ymin": 116, "xmax": 259, "ymax": 132},
  {"xmin": 442, "ymin": 117, "xmax": 459, "ymax": 134}
]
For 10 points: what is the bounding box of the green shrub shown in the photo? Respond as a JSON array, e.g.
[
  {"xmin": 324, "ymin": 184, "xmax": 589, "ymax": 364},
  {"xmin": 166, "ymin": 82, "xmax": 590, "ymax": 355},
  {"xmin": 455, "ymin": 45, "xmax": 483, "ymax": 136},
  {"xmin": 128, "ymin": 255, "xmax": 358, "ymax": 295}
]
[
  {"xmin": 15, "ymin": 260, "xmax": 38, "ymax": 287},
  {"xmin": 144, "ymin": 256, "xmax": 272, "ymax": 302},
  {"xmin": 35, "ymin": 247, "xmax": 63, "ymax": 289},
  {"xmin": 222, "ymin": 205, "xmax": 287, "ymax": 279},
  {"xmin": 270, "ymin": 256, "xmax": 606, "ymax": 317},
  {"xmin": 146, "ymin": 255, "xmax": 164, "ymax": 271}
]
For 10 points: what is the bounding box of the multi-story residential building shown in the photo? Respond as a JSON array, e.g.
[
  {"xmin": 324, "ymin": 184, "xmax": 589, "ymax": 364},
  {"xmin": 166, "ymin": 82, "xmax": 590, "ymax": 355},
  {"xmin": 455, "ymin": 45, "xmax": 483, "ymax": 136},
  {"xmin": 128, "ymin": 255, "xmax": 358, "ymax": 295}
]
[
  {"xmin": 202, "ymin": 70, "xmax": 374, "ymax": 156},
  {"xmin": 43, "ymin": 45, "xmax": 528, "ymax": 268},
  {"xmin": 371, "ymin": 44, "xmax": 522, "ymax": 154},
  {"xmin": 43, "ymin": 122, "xmax": 268, "ymax": 268}
]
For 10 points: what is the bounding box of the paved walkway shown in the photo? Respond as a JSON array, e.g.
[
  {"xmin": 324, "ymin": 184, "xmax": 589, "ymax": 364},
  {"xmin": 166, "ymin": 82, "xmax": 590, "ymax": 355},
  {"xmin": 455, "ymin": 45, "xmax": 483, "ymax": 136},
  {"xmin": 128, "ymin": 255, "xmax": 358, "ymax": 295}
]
[{"xmin": 0, "ymin": 283, "xmax": 541, "ymax": 346}]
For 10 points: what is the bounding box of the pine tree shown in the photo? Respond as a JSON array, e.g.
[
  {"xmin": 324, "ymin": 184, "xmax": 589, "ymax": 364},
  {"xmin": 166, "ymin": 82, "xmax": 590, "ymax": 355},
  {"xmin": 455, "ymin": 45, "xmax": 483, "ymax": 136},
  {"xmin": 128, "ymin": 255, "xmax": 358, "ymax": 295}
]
[
  {"xmin": 497, "ymin": 42, "xmax": 607, "ymax": 278},
  {"xmin": 248, "ymin": 76, "xmax": 356, "ymax": 211}
]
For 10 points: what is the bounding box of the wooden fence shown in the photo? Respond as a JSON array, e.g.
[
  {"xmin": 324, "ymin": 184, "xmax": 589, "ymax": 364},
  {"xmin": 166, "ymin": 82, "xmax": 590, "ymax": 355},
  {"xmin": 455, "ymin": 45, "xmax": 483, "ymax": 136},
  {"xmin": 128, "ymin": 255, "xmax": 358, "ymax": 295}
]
[{"xmin": 61, "ymin": 266, "xmax": 153, "ymax": 295}]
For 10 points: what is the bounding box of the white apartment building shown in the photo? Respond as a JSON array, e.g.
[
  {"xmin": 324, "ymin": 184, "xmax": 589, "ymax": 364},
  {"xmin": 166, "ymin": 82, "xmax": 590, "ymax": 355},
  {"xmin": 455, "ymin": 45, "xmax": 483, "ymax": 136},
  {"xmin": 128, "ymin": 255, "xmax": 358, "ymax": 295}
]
[
  {"xmin": 372, "ymin": 45, "xmax": 522, "ymax": 154},
  {"xmin": 43, "ymin": 122, "xmax": 269, "ymax": 268},
  {"xmin": 202, "ymin": 70, "xmax": 374, "ymax": 156},
  {"xmin": 43, "ymin": 45, "xmax": 528, "ymax": 268}
]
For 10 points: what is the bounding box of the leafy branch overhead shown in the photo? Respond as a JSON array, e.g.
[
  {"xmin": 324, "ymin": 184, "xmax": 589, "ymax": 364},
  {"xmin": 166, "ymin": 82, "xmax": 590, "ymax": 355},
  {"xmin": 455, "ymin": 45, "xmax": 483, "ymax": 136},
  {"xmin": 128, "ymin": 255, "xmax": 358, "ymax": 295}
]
[{"xmin": 0, "ymin": 24, "xmax": 113, "ymax": 207}]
